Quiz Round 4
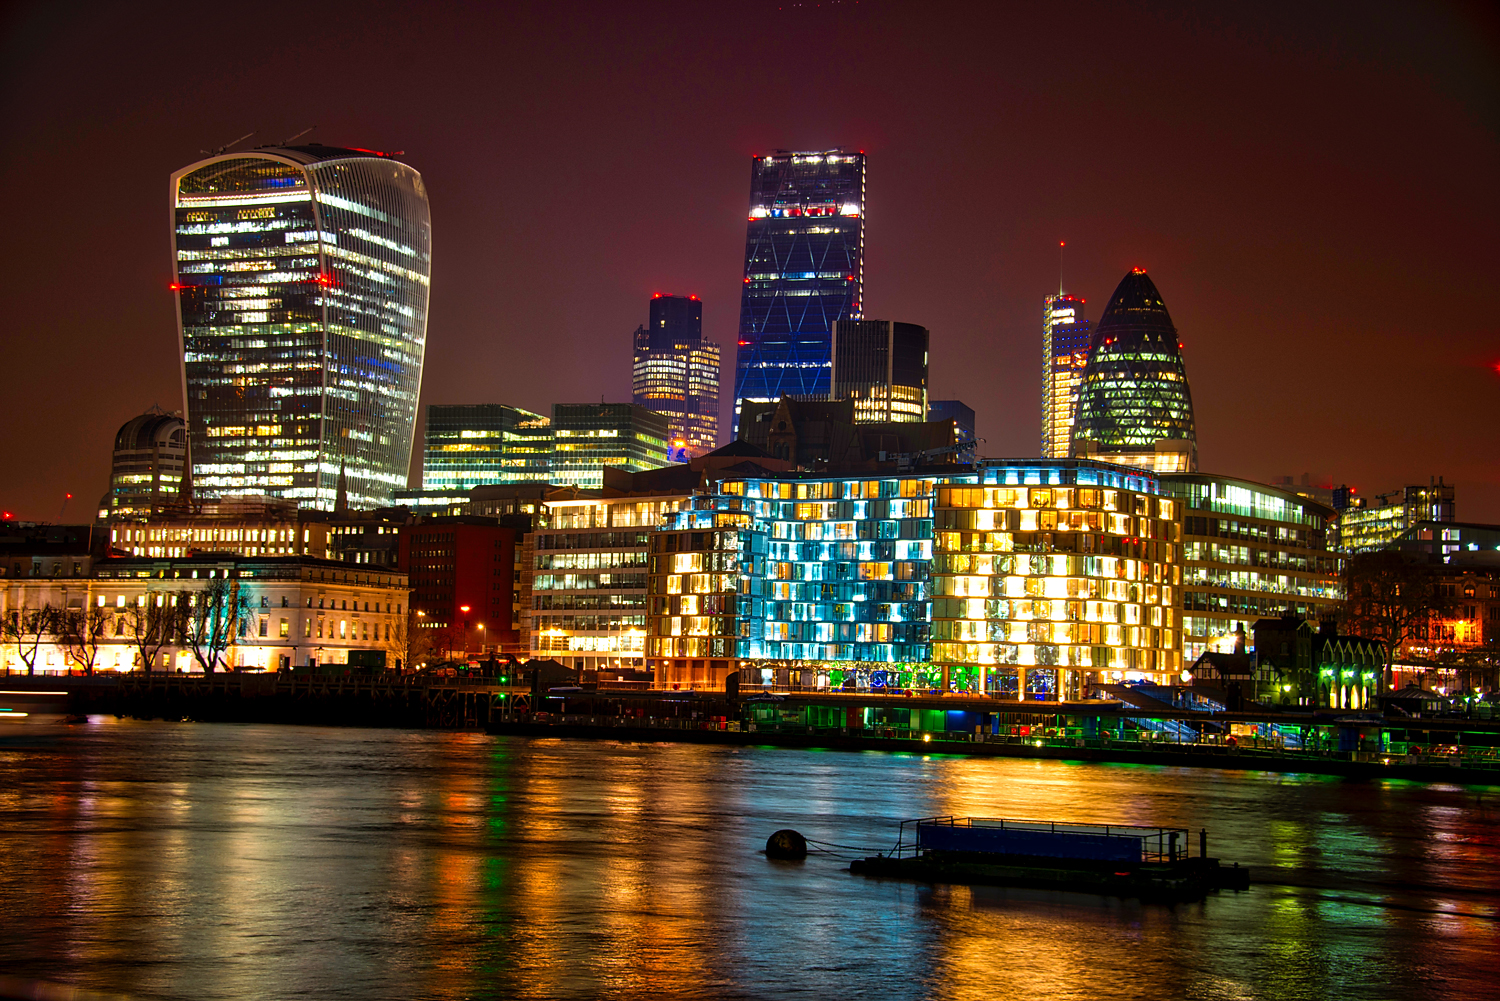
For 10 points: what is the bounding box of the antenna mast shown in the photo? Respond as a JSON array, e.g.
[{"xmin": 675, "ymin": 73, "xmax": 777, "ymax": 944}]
[{"xmin": 1059, "ymin": 241, "xmax": 1066, "ymax": 296}]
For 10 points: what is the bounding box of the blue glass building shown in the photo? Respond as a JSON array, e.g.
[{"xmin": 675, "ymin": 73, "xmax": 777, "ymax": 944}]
[
  {"xmin": 647, "ymin": 460, "xmax": 1185, "ymax": 698},
  {"xmin": 171, "ymin": 144, "xmax": 432, "ymax": 509},
  {"xmin": 731, "ymin": 150, "xmax": 865, "ymax": 435}
]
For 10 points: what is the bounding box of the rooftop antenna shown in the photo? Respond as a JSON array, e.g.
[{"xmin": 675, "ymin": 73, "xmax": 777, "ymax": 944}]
[
  {"xmin": 280, "ymin": 126, "xmax": 316, "ymax": 145},
  {"xmin": 1059, "ymin": 241, "xmax": 1066, "ymax": 296},
  {"xmin": 201, "ymin": 131, "xmax": 256, "ymax": 156}
]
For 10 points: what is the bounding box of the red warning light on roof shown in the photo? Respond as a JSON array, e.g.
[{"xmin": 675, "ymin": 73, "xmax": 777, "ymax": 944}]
[
  {"xmin": 1132, "ymin": 267, "xmax": 1147, "ymax": 274},
  {"xmin": 652, "ymin": 293, "xmax": 662, "ymax": 298},
  {"xmin": 169, "ymin": 283, "xmax": 182, "ymax": 291},
  {"xmin": 689, "ymin": 295, "xmax": 699, "ymax": 300},
  {"xmin": 315, "ymin": 273, "xmax": 334, "ymax": 287}
]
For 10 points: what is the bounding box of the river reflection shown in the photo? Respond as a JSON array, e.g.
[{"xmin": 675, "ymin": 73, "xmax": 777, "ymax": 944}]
[{"xmin": 0, "ymin": 720, "xmax": 1497, "ymax": 1000}]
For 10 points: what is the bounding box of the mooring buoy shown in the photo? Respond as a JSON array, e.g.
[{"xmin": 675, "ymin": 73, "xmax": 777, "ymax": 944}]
[{"xmin": 766, "ymin": 829, "xmax": 808, "ymax": 860}]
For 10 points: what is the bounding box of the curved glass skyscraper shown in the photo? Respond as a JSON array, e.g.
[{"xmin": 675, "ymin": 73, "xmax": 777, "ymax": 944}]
[
  {"xmin": 171, "ymin": 144, "xmax": 431, "ymax": 509},
  {"xmin": 1071, "ymin": 268, "xmax": 1197, "ymax": 473},
  {"xmin": 732, "ymin": 150, "xmax": 865, "ymax": 436}
]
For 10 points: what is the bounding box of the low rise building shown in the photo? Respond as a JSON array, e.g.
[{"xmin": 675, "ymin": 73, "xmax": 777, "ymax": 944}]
[
  {"xmin": 398, "ymin": 517, "xmax": 520, "ymax": 659},
  {"xmin": 532, "ymin": 492, "xmax": 692, "ymax": 679},
  {"xmin": 1161, "ymin": 474, "xmax": 1342, "ymax": 662},
  {"xmin": 1252, "ymin": 615, "xmax": 1385, "ymax": 709},
  {"xmin": 1, "ymin": 555, "xmax": 407, "ymax": 673},
  {"xmin": 108, "ymin": 495, "xmax": 330, "ymax": 560}
]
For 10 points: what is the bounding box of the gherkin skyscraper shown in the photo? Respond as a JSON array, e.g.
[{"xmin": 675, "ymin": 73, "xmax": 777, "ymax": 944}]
[{"xmin": 1071, "ymin": 268, "xmax": 1197, "ymax": 473}]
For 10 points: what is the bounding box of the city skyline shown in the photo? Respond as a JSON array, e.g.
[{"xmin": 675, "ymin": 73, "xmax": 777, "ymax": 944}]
[{"xmin": 1, "ymin": 2, "xmax": 1496, "ymax": 523}]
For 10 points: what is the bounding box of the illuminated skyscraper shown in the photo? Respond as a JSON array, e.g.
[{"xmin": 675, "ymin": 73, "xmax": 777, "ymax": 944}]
[
  {"xmin": 1072, "ymin": 269, "xmax": 1197, "ymax": 473},
  {"xmin": 732, "ymin": 150, "xmax": 865, "ymax": 435},
  {"xmin": 171, "ymin": 143, "xmax": 432, "ymax": 510},
  {"xmin": 1041, "ymin": 294, "xmax": 1090, "ymax": 458},
  {"xmin": 631, "ymin": 294, "xmax": 721, "ymax": 457}
]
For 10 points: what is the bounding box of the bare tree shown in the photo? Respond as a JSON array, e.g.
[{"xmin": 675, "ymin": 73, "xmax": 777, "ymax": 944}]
[
  {"xmin": 2, "ymin": 604, "xmax": 61, "ymax": 677},
  {"xmin": 1341, "ymin": 551, "xmax": 1456, "ymax": 690},
  {"xmin": 60, "ymin": 605, "xmax": 111, "ymax": 676},
  {"xmin": 181, "ymin": 579, "xmax": 252, "ymax": 673},
  {"xmin": 124, "ymin": 594, "xmax": 181, "ymax": 674},
  {"xmin": 387, "ymin": 608, "xmax": 433, "ymax": 672}
]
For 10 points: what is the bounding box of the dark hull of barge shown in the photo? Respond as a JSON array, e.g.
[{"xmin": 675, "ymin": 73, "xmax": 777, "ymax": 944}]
[{"xmin": 849, "ymin": 850, "xmax": 1250, "ymax": 901}]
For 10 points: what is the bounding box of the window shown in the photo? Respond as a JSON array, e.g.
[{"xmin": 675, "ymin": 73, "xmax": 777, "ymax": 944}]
[
  {"xmin": 279, "ymin": 618, "xmax": 289, "ymax": 638},
  {"xmin": 261, "ymin": 596, "xmax": 269, "ymax": 608},
  {"xmin": 304, "ymin": 618, "xmax": 312, "ymax": 638},
  {"xmin": 258, "ymin": 618, "xmax": 268, "ymax": 637},
  {"xmin": 340, "ymin": 620, "xmax": 347, "ymax": 639}
]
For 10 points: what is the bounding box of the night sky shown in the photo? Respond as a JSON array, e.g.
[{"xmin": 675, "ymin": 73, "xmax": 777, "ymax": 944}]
[{"xmin": 1, "ymin": 0, "xmax": 1496, "ymax": 521}]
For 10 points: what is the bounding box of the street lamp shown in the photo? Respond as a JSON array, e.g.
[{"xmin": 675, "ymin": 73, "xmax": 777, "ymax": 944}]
[{"xmin": 459, "ymin": 605, "xmax": 471, "ymax": 658}]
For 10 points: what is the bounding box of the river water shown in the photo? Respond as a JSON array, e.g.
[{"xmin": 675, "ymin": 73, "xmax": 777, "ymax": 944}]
[{"xmin": 1, "ymin": 719, "xmax": 1497, "ymax": 1000}]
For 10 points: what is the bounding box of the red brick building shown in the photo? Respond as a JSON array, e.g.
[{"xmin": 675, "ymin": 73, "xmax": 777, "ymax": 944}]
[{"xmin": 398, "ymin": 517, "xmax": 518, "ymax": 659}]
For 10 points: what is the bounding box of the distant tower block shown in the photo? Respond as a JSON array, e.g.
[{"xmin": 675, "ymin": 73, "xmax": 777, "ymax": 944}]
[
  {"xmin": 1042, "ymin": 294, "xmax": 1091, "ymax": 458},
  {"xmin": 632, "ymin": 294, "xmax": 721, "ymax": 458}
]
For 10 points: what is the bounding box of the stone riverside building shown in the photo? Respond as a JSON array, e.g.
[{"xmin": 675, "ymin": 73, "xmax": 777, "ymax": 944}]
[{"xmin": 1, "ymin": 555, "xmax": 407, "ymax": 673}]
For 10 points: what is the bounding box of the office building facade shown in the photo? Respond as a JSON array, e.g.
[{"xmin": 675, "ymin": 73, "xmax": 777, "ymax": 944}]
[
  {"xmin": 422, "ymin": 404, "xmax": 552, "ymax": 491},
  {"xmin": 171, "ymin": 144, "xmax": 431, "ymax": 510},
  {"xmin": 1161, "ymin": 474, "xmax": 1341, "ymax": 662},
  {"xmin": 831, "ymin": 320, "xmax": 928, "ymax": 423},
  {"xmin": 732, "ymin": 150, "xmax": 865, "ymax": 434},
  {"xmin": 1337, "ymin": 479, "xmax": 1456, "ymax": 553},
  {"xmin": 1041, "ymin": 294, "xmax": 1091, "ymax": 458},
  {"xmin": 645, "ymin": 460, "xmax": 1186, "ymax": 697},
  {"xmin": 105, "ymin": 410, "xmax": 187, "ymax": 522},
  {"xmin": 533, "ymin": 493, "xmax": 692, "ymax": 678},
  {"xmin": 631, "ymin": 294, "xmax": 721, "ymax": 457},
  {"xmin": 398, "ymin": 518, "xmax": 519, "ymax": 658},
  {"xmin": 550, "ymin": 404, "xmax": 670, "ymax": 489},
  {"xmin": 1071, "ymin": 269, "xmax": 1197, "ymax": 473}
]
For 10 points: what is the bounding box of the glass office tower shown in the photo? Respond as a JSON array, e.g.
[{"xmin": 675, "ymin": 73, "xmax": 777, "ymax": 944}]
[
  {"xmin": 550, "ymin": 404, "xmax": 671, "ymax": 489},
  {"xmin": 171, "ymin": 144, "xmax": 432, "ymax": 509},
  {"xmin": 422, "ymin": 404, "xmax": 552, "ymax": 491},
  {"xmin": 732, "ymin": 150, "xmax": 865, "ymax": 435},
  {"xmin": 831, "ymin": 319, "xmax": 928, "ymax": 422},
  {"xmin": 1041, "ymin": 294, "xmax": 1091, "ymax": 458},
  {"xmin": 632, "ymin": 294, "xmax": 721, "ymax": 457},
  {"xmin": 1071, "ymin": 269, "xmax": 1197, "ymax": 473}
]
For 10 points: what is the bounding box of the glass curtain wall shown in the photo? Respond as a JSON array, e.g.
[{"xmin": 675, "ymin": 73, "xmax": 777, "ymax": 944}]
[{"xmin": 172, "ymin": 146, "xmax": 431, "ymax": 510}]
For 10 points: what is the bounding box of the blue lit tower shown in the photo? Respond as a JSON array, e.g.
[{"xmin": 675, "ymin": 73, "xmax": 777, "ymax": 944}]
[
  {"xmin": 1071, "ymin": 268, "xmax": 1197, "ymax": 473},
  {"xmin": 170, "ymin": 144, "xmax": 432, "ymax": 510},
  {"xmin": 731, "ymin": 150, "xmax": 865, "ymax": 435}
]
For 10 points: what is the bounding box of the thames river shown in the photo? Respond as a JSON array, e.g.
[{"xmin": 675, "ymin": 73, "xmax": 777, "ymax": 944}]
[{"xmin": 1, "ymin": 720, "xmax": 1497, "ymax": 1000}]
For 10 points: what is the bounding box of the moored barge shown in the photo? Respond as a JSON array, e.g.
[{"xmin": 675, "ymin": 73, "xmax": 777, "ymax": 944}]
[{"xmin": 850, "ymin": 816, "xmax": 1249, "ymax": 901}]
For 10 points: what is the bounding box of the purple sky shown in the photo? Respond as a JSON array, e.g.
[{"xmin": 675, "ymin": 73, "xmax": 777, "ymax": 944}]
[{"xmin": 1, "ymin": 0, "xmax": 1496, "ymax": 521}]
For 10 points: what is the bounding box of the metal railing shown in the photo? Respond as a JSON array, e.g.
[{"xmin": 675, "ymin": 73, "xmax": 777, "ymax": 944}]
[{"xmin": 890, "ymin": 816, "xmax": 1192, "ymax": 862}]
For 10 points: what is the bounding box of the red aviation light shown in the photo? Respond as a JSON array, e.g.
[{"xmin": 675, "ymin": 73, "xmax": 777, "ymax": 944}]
[
  {"xmin": 315, "ymin": 272, "xmax": 335, "ymax": 287},
  {"xmin": 689, "ymin": 294, "xmax": 699, "ymax": 301},
  {"xmin": 169, "ymin": 282, "xmax": 183, "ymax": 291},
  {"xmin": 652, "ymin": 293, "xmax": 662, "ymax": 298}
]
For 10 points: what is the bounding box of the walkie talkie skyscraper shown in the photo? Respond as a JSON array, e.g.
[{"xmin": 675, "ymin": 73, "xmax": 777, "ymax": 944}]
[{"xmin": 171, "ymin": 143, "xmax": 431, "ymax": 510}]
